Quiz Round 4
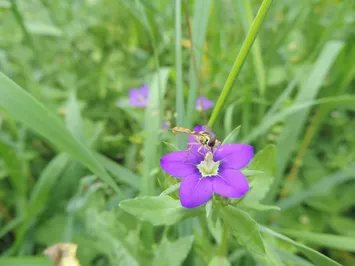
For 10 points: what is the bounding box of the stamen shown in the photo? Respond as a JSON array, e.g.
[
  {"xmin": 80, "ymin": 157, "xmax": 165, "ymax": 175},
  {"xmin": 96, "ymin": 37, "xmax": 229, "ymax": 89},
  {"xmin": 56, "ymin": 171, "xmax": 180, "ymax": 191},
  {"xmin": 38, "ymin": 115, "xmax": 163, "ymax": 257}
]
[{"xmin": 196, "ymin": 152, "xmax": 220, "ymax": 177}]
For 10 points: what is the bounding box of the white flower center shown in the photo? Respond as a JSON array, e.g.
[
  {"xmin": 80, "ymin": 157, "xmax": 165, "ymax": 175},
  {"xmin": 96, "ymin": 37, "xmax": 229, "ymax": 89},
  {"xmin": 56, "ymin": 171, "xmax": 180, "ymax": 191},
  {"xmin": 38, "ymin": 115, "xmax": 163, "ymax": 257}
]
[{"xmin": 196, "ymin": 152, "xmax": 220, "ymax": 177}]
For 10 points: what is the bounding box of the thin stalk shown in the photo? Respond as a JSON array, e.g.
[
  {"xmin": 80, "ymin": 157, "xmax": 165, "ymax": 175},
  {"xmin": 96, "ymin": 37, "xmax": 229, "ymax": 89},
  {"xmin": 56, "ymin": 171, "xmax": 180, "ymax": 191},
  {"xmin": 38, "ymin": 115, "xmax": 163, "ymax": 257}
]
[
  {"xmin": 184, "ymin": 5, "xmax": 206, "ymax": 123},
  {"xmin": 218, "ymin": 222, "xmax": 229, "ymax": 257},
  {"xmin": 175, "ymin": 0, "xmax": 185, "ymax": 149},
  {"xmin": 243, "ymin": 0, "xmax": 266, "ymax": 142},
  {"xmin": 208, "ymin": 0, "xmax": 273, "ymax": 128},
  {"xmin": 242, "ymin": 85, "xmax": 251, "ymax": 136},
  {"xmin": 280, "ymin": 109, "xmax": 326, "ymax": 198}
]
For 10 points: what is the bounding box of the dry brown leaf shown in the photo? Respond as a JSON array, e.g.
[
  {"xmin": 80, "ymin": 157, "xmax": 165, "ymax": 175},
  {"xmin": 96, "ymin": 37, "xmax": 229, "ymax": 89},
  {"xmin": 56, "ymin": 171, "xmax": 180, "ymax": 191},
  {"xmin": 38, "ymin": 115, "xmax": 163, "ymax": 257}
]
[{"xmin": 44, "ymin": 243, "xmax": 81, "ymax": 266}]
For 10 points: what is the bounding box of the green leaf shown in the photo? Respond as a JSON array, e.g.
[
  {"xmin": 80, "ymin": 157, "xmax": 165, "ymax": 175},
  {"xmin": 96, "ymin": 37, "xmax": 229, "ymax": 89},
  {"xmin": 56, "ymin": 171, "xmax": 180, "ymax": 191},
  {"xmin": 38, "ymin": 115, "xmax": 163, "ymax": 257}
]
[
  {"xmin": 8, "ymin": 154, "xmax": 71, "ymax": 252},
  {"xmin": 264, "ymin": 242, "xmax": 285, "ymax": 266},
  {"xmin": 142, "ymin": 68, "xmax": 171, "ymax": 195},
  {"xmin": 222, "ymin": 125, "xmax": 241, "ymax": 144},
  {"xmin": 152, "ymin": 236, "xmax": 194, "ymax": 266},
  {"xmin": 220, "ymin": 205, "xmax": 266, "ymax": 256},
  {"xmin": 280, "ymin": 229, "xmax": 355, "ymax": 252},
  {"xmin": 0, "ymin": 257, "xmax": 52, "ymax": 266},
  {"xmin": 119, "ymin": 196, "xmax": 201, "ymax": 226},
  {"xmin": 260, "ymin": 226, "xmax": 341, "ymax": 266},
  {"xmin": 0, "ymin": 73, "xmax": 123, "ymax": 196},
  {"xmin": 186, "ymin": 0, "xmax": 213, "ymax": 127},
  {"xmin": 29, "ymin": 154, "xmax": 70, "ymax": 217},
  {"xmin": 243, "ymin": 145, "xmax": 276, "ymax": 204},
  {"xmin": 64, "ymin": 92, "xmax": 83, "ymax": 142},
  {"xmin": 208, "ymin": 256, "xmax": 231, "ymax": 266},
  {"xmin": 330, "ymin": 216, "xmax": 355, "ymax": 237},
  {"xmin": 272, "ymin": 245, "xmax": 315, "ymax": 266}
]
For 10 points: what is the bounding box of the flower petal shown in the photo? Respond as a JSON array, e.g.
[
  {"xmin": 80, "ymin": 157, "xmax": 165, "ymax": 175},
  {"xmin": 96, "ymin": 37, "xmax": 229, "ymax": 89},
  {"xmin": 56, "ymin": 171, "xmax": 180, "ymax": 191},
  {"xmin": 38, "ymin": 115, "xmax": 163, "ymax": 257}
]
[
  {"xmin": 180, "ymin": 173, "xmax": 213, "ymax": 208},
  {"xmin": 195, "ymin": 96, "xmax": 214, "ymax": 111},
  {"xmin": 212, "ymin": 169, "xmax": 249, "ymax": 198},
  {"xmin": 160, "ymin": 151, "xmax": 202, "ymax": 178},
  {"xmin": 139, "ymin": 84, "xmax": 149, "ymax": 98},
  {"xmin": 214, "ymin": 144, "xmax": 254, "ymax": 169},
  {"xmin": 128, "ymin": 89, "xmax": 147, "ymax": 107}
]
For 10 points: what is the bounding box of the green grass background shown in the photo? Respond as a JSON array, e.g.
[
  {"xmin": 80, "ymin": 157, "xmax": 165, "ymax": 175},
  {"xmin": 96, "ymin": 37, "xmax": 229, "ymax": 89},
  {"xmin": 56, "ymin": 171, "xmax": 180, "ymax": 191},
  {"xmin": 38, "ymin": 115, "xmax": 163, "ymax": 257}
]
[{"xmin": 0, "ymin": 0, "xmax": 355, "ymax": 265}]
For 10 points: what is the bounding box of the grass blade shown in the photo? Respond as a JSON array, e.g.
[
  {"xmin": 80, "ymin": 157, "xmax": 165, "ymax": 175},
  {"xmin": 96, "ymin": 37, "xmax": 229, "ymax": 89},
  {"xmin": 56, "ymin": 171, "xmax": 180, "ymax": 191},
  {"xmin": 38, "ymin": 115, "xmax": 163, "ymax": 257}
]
[
  {"xmin": 186, "ymin": 0, "xmax": 213, "ymax": 127},
  {"xmin": 279, "ymin": 229, "xmax": 355, "ymax": 252},
  {"xmin": 276, "ymin": 41, "xmax": 344, "ymax": 176},
  {"xmin": 142, "ymin": 68, "xmax": 170, "ymax": 195},
  {"xmin": 0, "ymin": 73, "xmax": 123, "ymax": 197},
  {"xmin": 260, "ymin": 226, "xmax": 341, "ymax": 266},
  {"xmin": 96, "ymin": 153, "xmax": 140, "ymax": 190},
  {"xmin": 175, "ymin": 0, "xmax": 185, "ymax": 149}
]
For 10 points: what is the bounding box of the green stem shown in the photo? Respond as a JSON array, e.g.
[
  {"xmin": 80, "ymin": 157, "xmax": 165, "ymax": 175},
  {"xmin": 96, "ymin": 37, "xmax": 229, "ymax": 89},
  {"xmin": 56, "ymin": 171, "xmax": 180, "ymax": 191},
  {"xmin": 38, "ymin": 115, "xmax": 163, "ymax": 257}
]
[
  {"xmin": 218, "ymin": 222, "xmax": 229, "ymax": 256},
  {"xmin": 208, "ymin": 0, "xmax": 273, "ymax": 128},
  {"xmin": 175, "ymin": 0, "xmax": 185, "ymax": 149}
]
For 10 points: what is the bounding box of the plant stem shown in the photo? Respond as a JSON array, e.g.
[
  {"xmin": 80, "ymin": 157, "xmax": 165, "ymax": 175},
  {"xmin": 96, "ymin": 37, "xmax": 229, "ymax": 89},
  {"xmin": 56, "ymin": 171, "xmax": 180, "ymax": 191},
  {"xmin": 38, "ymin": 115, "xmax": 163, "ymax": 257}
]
[
  {"xmin": 218, "ymin": 222, "xmax": 229, "ymax": 256},
  {"xmin": 280, "ymin": 109, "xmax": 325, "ymax": 198},
  {"xmin": 208, "ymin": 0, "xmax": 273, "ymax": 128},
  {"xmin": 175, "ymin": 0, "xmax": 185, "ymax": 149}
]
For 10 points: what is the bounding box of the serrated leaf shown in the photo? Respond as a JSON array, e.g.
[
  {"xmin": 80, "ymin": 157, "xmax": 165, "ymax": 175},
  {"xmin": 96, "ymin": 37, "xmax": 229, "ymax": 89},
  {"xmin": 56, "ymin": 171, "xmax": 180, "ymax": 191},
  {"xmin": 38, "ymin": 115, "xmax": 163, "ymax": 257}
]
[
  {"xmin": 153, "ymin": 236, "xmax": 194, "ymax": 266},
  {"xmin": 220, "ymin": 205, "xmax": 266, "ymax": 256},
  {"xmin": 119, "ymin": 196, "xmax": 201, "ymax": 226}
]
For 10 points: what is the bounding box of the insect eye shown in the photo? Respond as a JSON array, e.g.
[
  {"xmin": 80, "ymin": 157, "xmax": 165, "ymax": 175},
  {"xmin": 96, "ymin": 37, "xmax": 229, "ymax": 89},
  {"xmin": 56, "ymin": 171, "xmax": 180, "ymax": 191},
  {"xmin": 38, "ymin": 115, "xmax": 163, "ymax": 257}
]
[{"xmin": 208, "ymin": 137, "xmax": 216, "ymax": 147}]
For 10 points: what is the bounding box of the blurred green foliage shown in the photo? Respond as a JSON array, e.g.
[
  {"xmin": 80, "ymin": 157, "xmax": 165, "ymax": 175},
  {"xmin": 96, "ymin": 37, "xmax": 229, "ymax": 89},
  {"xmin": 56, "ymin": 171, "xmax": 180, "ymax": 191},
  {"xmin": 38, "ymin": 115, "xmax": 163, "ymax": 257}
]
[{"xmin": 0, "ymin": 0, "xmax": 355, "ymax": 265}]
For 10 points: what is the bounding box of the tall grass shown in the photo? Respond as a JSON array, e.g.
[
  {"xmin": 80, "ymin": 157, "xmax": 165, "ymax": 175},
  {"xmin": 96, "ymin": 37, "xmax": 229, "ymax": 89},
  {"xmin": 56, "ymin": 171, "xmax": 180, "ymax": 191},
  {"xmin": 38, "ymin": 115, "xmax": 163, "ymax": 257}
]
[{"xmin": 0, "ymin": 0, "xmax": 355, "ymax": 265}]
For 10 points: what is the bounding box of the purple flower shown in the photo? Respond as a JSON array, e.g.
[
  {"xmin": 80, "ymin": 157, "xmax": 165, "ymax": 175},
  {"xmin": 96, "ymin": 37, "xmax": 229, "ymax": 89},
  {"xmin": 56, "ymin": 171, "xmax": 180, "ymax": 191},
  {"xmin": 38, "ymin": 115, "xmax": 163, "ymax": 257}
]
[
  {"xmin": 128, "ymin": 84, "xmax": 149, "ymax": 107},
  {"xmin": 160, "ymin": 125, "xmax": 253, "ymax": 208},
  {"xmin": 195, "ymin": 96, "xmax": 214, "ymax": 111},
  {"xmin": 161, "ymin": 120, "xmax": 169, "ymax": 131}
]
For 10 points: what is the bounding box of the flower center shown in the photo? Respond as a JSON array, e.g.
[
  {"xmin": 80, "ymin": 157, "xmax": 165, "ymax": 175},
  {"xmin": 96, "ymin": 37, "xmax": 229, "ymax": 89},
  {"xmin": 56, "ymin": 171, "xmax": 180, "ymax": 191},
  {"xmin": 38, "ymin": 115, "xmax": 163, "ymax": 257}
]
[{"xmin": 196, "ymin": 152, "xmax": 220, "ymax": 177}]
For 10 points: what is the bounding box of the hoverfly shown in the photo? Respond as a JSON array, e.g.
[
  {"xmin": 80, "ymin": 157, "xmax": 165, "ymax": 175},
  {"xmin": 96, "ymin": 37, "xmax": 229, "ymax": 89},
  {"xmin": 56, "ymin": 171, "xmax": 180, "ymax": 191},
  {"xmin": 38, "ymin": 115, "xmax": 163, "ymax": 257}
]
[{"xmin": 172, "ymin": 126, "xmax": 220, "ymax": 153}]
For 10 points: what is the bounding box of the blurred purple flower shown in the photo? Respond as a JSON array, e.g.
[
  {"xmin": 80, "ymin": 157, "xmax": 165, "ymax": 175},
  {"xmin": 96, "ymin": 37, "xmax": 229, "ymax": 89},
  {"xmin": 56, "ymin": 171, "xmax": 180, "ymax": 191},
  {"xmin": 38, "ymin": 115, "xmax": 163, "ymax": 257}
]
[
  {"xmin": 129, "ymin": 84, "xmax": 149, "ymax": 107},
  {"xmin": 195, "ymin": 96, "xmax": 214, "ymax": 111},
  {"xmin": 160, "ymin": 125, "xmax": 253, "ymax": 208},
  {"xmin": 161, "ymin": 120, "xmax": 169, "ymax": 131}
]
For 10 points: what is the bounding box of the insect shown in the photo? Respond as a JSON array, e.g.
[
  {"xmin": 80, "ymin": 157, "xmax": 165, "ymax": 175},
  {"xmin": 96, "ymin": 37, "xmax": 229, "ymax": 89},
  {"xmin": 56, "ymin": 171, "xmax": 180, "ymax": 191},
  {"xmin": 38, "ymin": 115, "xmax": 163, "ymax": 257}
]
[{"xmin": 172, "ymin": 126, "xmax": 220, "ymax": 153}]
